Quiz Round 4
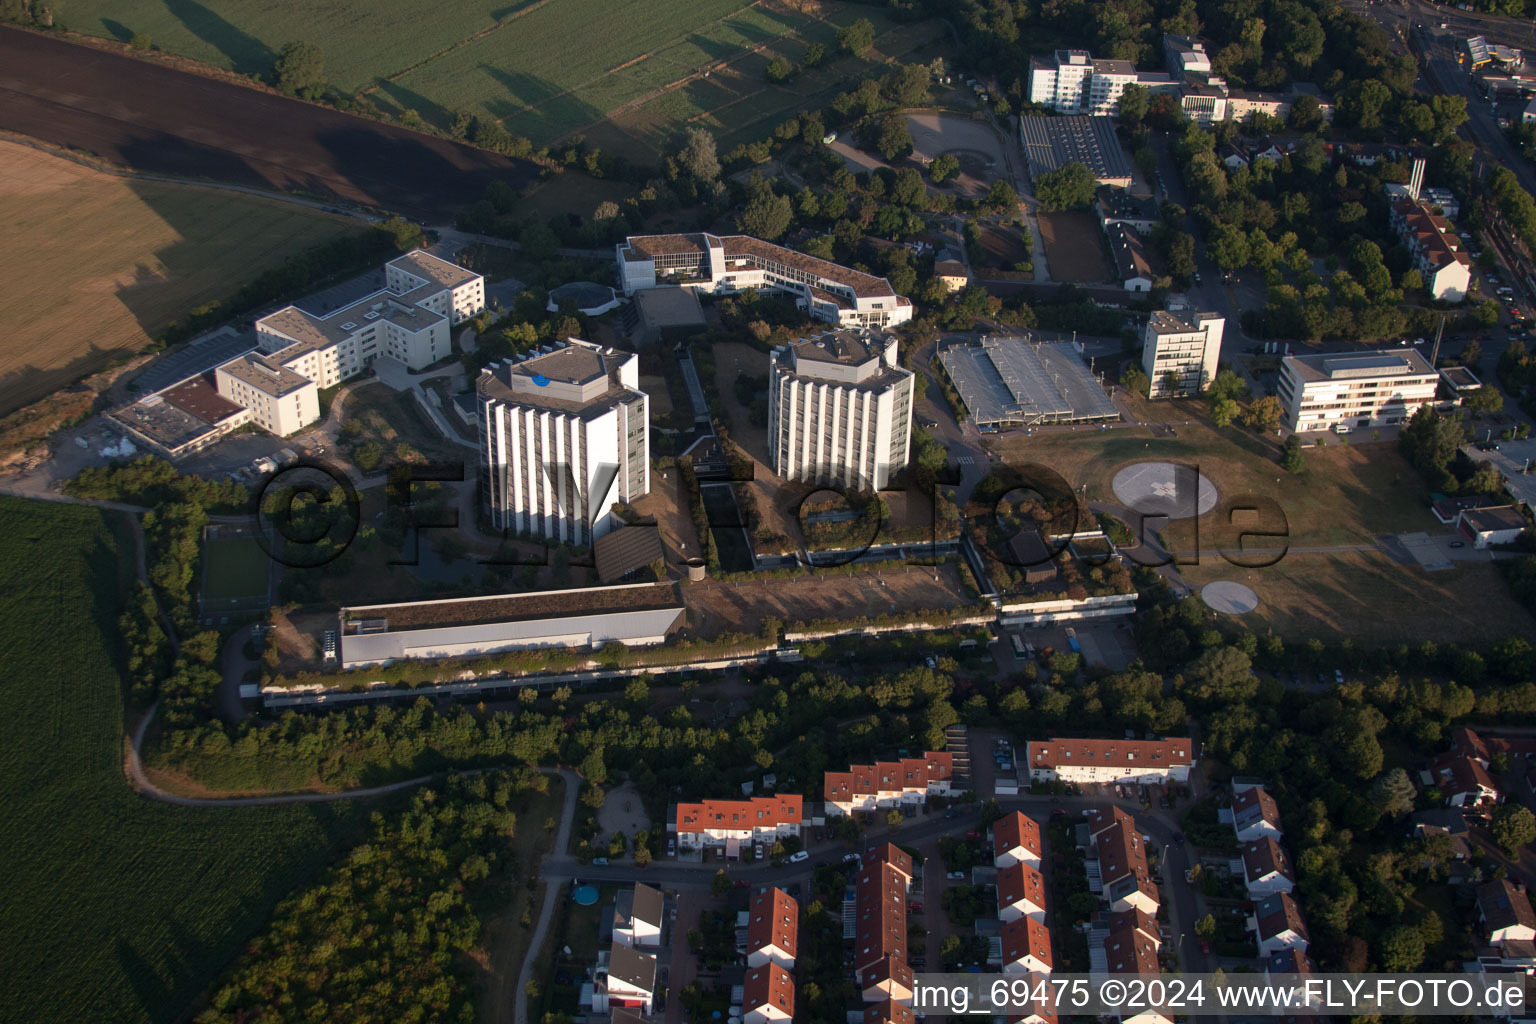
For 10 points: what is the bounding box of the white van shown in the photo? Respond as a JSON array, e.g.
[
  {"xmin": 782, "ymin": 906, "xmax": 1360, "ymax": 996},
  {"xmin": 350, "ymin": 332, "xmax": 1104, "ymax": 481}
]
[{"xmin": 1334, "ymin": 423, "xmax": 1352, "ymax": 434}]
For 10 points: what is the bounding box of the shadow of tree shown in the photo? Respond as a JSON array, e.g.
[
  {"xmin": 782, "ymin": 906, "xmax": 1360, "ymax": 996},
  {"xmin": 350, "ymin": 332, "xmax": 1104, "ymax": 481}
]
[{"xmin": 161, "ymin": 0, "xmax": 274, "ymax": 74}]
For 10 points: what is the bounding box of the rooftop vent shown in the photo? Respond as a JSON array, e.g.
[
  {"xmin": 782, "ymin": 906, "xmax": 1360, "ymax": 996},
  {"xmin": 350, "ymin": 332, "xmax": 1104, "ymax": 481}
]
[{"xmin": 340, "ymin": 321, "xmax": 358, "ymax": 330}]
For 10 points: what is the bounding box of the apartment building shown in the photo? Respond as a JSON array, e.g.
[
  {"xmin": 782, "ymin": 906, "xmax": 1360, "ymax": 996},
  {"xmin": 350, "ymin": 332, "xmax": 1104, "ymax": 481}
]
[
  {"xmin": 1141, "ymin": 310, "xmax": 1225, "ymax": 398},
  {"xmin": 1277, "ymin": 349, "xmax": 1439, "ymax": 433},
  {"xmin": 617, "ymin": 233, "xmax": 913, "ymax": 329},
  {"xmin": 478, "ymin": 338, "xmax": 649, "ymax": 546},
  {"xmin": 214, "ymin": 355, "xmax": 319, "ymax": 436},
  {"xmin": 1392, "ymin": 198, "xmax": 1472, "ymax": 300},
  {"xmin": 822, "ymin": 751, "xmax": 954, "ymax": 816},
  {"xmin": 1028, "ymin": 50, "xmax": 1174, "ymax": 115},
  {"xmin": 1026, "ymin": 737, "xmax": 1194, "ymax": 785},
  {"xmin": 672, "ymin": 795, "xmax": 802, "ymax": 852},
  {"xmin": 768, "ymin": 329, "xmax": 914, "ymax": 492},
  {"xmin": 747, "ymin": 887, "xmax": 799, "ymax": 969},
  {"xmin": 993, "ymin": 811, "xmax": 1043, "ymax": 869}
]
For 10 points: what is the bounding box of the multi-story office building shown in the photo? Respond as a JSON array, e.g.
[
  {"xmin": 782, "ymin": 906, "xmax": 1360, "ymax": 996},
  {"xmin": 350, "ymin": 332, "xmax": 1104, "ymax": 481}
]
[
  {"xmin": 616, "ymin": 233, "xmax": 912, "ymax": 329},
  {"xmin": 478, "ymin": 337, "xmax": 649, "ymax": 545},
  {"xmin": 213, "ymin": 355, "xmax": 318, "ymax": 436},
  {"xmin": 1278, "ymin": 349, "xmax": 1440, "ymax": 433},
  {"xmin": 1141, "ymin": 310, "xmax": 1225, "ymax": 397},
  {"xmin": 767, "ymin": 329, "xmax": 913, "ymax": 492}
]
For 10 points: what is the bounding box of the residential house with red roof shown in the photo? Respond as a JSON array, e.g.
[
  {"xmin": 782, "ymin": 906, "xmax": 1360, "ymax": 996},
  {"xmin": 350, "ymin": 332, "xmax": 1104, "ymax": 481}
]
[
  {"xmin": 1026, "ymin": 737, "xmax": 1194, "ymax": 785},
  {"xmin": 994, "ymin": 811, "xmax": 1044, "ymax": 869},
  {"xmin": 823, "ymin": 752, "xmax": 955, "ymax": 816},
  {"xmin": 673, "ymin": 795, "xmax": 802, "ymax": 852},
  {"xmin": 743, "ymin": 963, "xmax": 795, "ymax": 1024},
  {"xmin": 747, "ymin": 887, "xmax": 798, "ymax": 969}
]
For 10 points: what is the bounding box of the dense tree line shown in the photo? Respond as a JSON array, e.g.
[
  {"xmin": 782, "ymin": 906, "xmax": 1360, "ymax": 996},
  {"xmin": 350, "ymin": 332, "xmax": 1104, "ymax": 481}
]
[{"xmin": 196, "ymin": 770, "xmax": 543, "ymax": 1024}]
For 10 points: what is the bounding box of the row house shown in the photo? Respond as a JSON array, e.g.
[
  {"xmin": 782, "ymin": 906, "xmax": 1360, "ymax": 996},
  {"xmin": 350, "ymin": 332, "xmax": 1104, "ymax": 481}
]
[
  {"xmin": 865, "ymin": 998, "xmax": 915, "ymax": 1024},
  {"xmin": 743, "ymin": 962, "xmax": 795, "ymax": 1024},
  {"xmin": 1000, "ymin": 915, "xmax": 1055, "ymax": 974},
  {"xmin": 853, "ymin": 844, "xmax": 914, "ymax": 974},
  {"xmin": 824, "ymin": 751, "xmax": 954, "ymax": 816},
  {"xmin": 746, "ymin": 887, "xmax": 799, "ymax": 969},
  {"xmin": 1103, "ymin": 908, "xmax": 1171, "ymax": 1024},
  {"xmin": 613, "ymin": 883, "xmax": 664, "ymax": 948},
  {"xmin": 595, "ymin": 943, "xmax": 657, "ymax": 1014},
  {"xmin": 997, "ymin": 861, "xmax": 1048, "ymax": 923},
  {"xmin": 860, "ymin": 954, "xmax": 914, "ymax": 1004},
  {"xmin": 1391, "ymin": 197, "xmax": 1472, "ymax": 301},
  {"xmin": 1252, "ymin": 891, "xmax": 1310, "ymax": 956},
  {"xmin": 994, "ymin": 811, "xmax": 1044, "ymax": 869},
  {"xmin": 1242, "ymin": 836, "xmax": 1296, "ymax": 896},
  {"xmin": 1232, "ymin": 785, "xmax": 1283, "ymax": 843},
  {"xmin": 1026, "ymin": 738, "xmax": 1194, "ymax": 785},
  {"xmin": 1478, "ymin": 879, "xmax": 1536, "ymax": 951},
  {"xmin": 673, "ymin": 795, "xmax": 803, "ymax": 852},
  {"xmin": 1089, "ymin": 808, "xmax": 1160, "ymax": 916}
]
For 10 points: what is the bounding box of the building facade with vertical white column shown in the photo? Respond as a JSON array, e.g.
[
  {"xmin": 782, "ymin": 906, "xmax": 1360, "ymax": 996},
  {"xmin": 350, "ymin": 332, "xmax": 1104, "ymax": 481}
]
[
  {"xmin": 768, "ymin": 329, "xmax": 914, "ymax": 492},
  {"xmin": 1142, "ymin": 310, "xmax": 1225, "ymax": 397},
  {"xmin": 478, "ymin": 338, "xmax": 649, "ymax": 546}
]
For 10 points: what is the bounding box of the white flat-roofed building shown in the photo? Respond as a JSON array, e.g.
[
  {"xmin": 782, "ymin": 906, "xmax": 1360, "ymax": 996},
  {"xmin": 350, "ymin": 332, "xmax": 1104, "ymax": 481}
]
[
  {"xmin": 1278, "ymin": 349, "xmax": 1439, "ymax": 433},
  {"xmin": 214, "ymin": 354, "xmax": 319, "ymax": 435},
  {"xmin": 617, "ymin": 233, "xmax": 912, "ymax": 329},
  {"xmin": 1164, "ymin": 34, "xmax": 1212, "ymax": 77},
  {"xmin": 337, "ymin": 582, "xmax": 685, "ymax": 668},
  {"xmin": 1142, "ymin": 310, "xmax": 1225, "ymax": 398},
  {"xmin": 1027, "ymin": 737, "xmax": 1194, "ymax": 784},
  {"xmin": 478, "ymin": 338, "xmax": 649, "ymax": 546},
  {"xmin": 255, "ymin": 249, "xmax": 481, "ymax": 382},
  {"xmin": 768, "ymin": 329, "xmax": 913, "ymax": 492}
]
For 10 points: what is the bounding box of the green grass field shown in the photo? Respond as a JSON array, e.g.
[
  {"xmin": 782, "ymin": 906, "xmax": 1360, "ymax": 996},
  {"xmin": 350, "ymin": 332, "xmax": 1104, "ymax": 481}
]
[
  {"xmin": 62, "ymin": 0, "xmax": 949, "ymax": 152},
  {"xmin": 0, "ymin": 140, "xmax": 360, "ymax": 417},
  {"xmin": 0, "ymin": 496, "xmax": 358, "ymax": 1024},
  {"xmin": 201, "ymin": 534, "xmax": 269, "ymax": 603}
]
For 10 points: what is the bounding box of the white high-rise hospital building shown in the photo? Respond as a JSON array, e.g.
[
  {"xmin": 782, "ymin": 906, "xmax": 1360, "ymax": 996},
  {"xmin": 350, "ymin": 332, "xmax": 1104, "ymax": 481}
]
[
  {"xmin": 768, "ymin": 329, "xmax": 914, "ymax": 492},
  {"xmin": 478, "ymin": 338, "xmax": 650, "ymax": 545},
  {"xmin": 1142, "ymin": 310, "xmax": 1225, "ymax": 398}
]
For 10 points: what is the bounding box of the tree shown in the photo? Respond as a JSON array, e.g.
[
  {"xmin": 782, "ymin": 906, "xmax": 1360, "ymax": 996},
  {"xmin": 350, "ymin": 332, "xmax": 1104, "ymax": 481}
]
[
  {"xmin": 1464, "ymin": 385, "xmax": 1505, "ymax": 414},
  {"xmin": 875, "ymin": 116, "xmax": 914, "ymax": 161},
  {"xmin": 838, "ymin": 17, "xmax": 876, "ymax": 53},
  {"xmin": 1118, "ymin": 83, "xmax": 1149, "ymax": 126},
  {"xmin": 1368, "ymin": 768, "xmax": 1416, "ymax": 818},
  {"xmin": 1195, "ymin": 914, "xmax": 1216, "ymax": 938},
  {"xmin": 1034, "ymin": 162, "xmax": 1096, "ymax": 211},
  {"xmin": 765, "ymin": 56, "xmax": 793, "ymax": 83},
  {"xmin": 1380, "ymin": 925, "xmax": 1426, "ymax": 972},
  {"xmin": 1161, "ymin": 370, "xmax": 1182, "ymax": 397},
  {"xmin": 1288, "ymin": 94, "xmax": 1322, "ymax": 131},
  {"xmin": 929, "ymin": 153, "xmax": 960, "ymax": 184},
  {"xmin": 1211, "ymin": 398, "xmax": 1239, "ymax": 427},
  {"xmin": 678, "ymin": 128, "xmax": 720, "ymax": 182},
  {"xmin": 1242, "ymin": 395, "xmax": 1283, "ymax": 432},
  {"xmin": 737, "ymin": 177, "xmax": 793, "ymax": 240},
  {"xmin": 803, "ymin": 41, "xmax": 827, "ymax": 68},
  {"xmin": 129, "ymin": 32, "xmax": 151, "ymax": 50},
  {"xmin": 1207, "ymin": 223, "xmax": 1251, "ymax": 271},
  {"xmin": 711, "ymin": 869, "xmax": 731, "ymax": 897},
  {"xmin": 1281, "ymin": 435, "xmax": 1305, "ymax": 473},
  {"xmin": 1206, "ymin": 369, "xmax": 1249, "ymax": 402},
  {"xmin": 634, "ymin": 842, "xmax": 652, "ymax": 867},
  {"xmin": 886, "ymin": 809, "xmax": 904, "ymax": 827},
  {"xmin": 1120, "ymin": 366, "xmax": 1150, "ymax": 397},
  {"xmin": 272, "ymin": 41, "xmax": 325, "ymax": 97},
  {"xmin": 1492, "ymin": 805, "xmax": 1536, "ymax": 855}
]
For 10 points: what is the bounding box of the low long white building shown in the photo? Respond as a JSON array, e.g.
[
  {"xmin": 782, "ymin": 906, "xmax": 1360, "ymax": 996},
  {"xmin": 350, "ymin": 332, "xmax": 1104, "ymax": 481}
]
[
  {"xmin": 1278, "ymin": 349, "xmax": 1439, "ymax": 434},
  {"xmin": 478, "ymin": 338, "xmax": 649, "ymax": 545},
  {"xmin": 337, "ymin": 583, "xmax": 684, "ymax": 668},
  {"xmin": 767, "ymin": 330, "xmax": 914, "ymax": 492},
  {"xmin": 617, "ymin": 233, "xmax": 912, "ymax": 329}
]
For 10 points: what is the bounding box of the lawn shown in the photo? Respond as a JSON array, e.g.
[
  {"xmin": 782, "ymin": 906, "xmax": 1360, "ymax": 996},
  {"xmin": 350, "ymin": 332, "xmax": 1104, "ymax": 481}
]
[
  {"xmin": 992, "ymin": 408, "xmax": 1444, "ymax": 548},
  {"xmin": 0, "ymin": 141, "xmax": 360, "ymax": 417},
  {"xmin": 1177, "ymin": 551, "xmax": 1536, "ymax": 646},
  {"xmin": 201, "ymin": 533, "xmax": 269, "ymax": 603},
  {"xmin": 0, "ymin": 496, "xmax": 359, "ymax": 1024}
]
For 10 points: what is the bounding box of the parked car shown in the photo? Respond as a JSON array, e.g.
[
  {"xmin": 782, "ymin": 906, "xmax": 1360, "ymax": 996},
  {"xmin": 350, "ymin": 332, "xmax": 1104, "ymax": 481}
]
[
  {"xmin": 1199, "ymin": 939, "xmax": 1212, "ymax": 955},
  {"xmin": 947, "ymin": 870, "xmax": 966, "ymax": 880},
  {"xmin": 790, "ymin": 850, "xmax": 810, "ymax": 863},
  {"xmin": 593, "ymin": 857, "xmax": 608, "ymax": 865},
  {"xmin": 843, "ymin": 852, "xmax": 862, "ymax": 864},
  {"xmin": 1334, "ymin": 669, "xmax": 1345, "ymax": 684},
  {"xmin": 1450, "ymin": 540, "xmax": 1465, "ymax": 548}
]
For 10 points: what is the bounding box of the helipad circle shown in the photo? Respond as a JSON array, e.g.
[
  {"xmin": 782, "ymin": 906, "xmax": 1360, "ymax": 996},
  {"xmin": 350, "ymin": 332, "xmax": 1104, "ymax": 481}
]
[
  {"xmin": 1201, "ymin": 581, "xmax": 1259, "ymax": 614},
  {"xmin": 1111, "ymin": 462, "xmax": 1218, "ymax": 519}
]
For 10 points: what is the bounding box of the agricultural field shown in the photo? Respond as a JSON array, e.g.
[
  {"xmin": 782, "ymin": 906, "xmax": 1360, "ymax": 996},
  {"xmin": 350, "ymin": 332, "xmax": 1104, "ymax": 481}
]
[
  {"xmin": 0, "ymin": 495, "xmax": 358, "ymax": 1024},
  {"xmin": 0, "ymin": 140, "xmax": 359, "ymax": 417},
  {"xmin": 63, "ymin": 0, "xmax": 948, "ymax": 155}
]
